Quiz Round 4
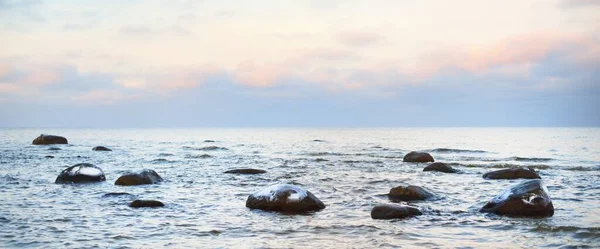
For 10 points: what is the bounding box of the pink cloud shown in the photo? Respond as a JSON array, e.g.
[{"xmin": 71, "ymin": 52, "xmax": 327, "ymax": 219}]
[
  {"xmin": 234, "ymin": 61, "xmax": 285, "ymax": 87},
  {"xmin": 336, "ymin": 31, "xmax": 383, "ymax": 47}
]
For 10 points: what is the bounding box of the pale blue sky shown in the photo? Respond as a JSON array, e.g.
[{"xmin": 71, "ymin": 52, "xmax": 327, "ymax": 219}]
[{"xmin": 0, "ymin": 0, "xmax": 598, "ymax": 127}]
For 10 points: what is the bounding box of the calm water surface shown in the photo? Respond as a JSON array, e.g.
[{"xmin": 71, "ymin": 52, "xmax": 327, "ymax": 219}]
[{"xmin": 1, "ymin": 128, "xmax": 599, "ymax": 248}]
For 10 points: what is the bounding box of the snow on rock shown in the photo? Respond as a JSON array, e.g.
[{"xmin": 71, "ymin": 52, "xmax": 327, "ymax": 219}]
[
  {"xmin": 55, "ymin": 163, "xmax": 106, "ymax": 184},
  {"xmin": 246, "ymin": 184, "xmax": 325, "ymax": 212}
]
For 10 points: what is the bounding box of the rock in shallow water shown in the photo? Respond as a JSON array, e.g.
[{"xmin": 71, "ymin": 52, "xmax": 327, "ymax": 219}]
[
  {"xmin": 102, "ymin": 192, "xmax": 135, "ymax": 198},
  {"xmin": 483, "ymin": 167, "xmax": 541, "ymax": 179},
  {"xmin": 224, "ymin": 168, "xmax": 267, "ymax": 174},
  {"xmin": 115, "ymin": 170, "xmax": 163, "ymax": 186},
  {"xmin": 92, "ymin": 146, "xmax": 112, "ymax": 151},
  {"xmin": 423, "ymin": 162, "xmax": 458, "ymax": 173},
  {"xmin": 480, "ymin": 179, "xmax": 554, "ymax": 217},
  {"xmin": 371, "ymin": 204, "xmax": 422, "ymax": 219},
  {"xmin": 32, "ymin": 134, "xmax": 68, "ymax": 145},
  {"xmin": 403, "ymin": 151, "xmax": 434, "ymax": 163},
  {"xmin": 129, "ymin": 200, "xmax": 164, "ymax": 208},
  {"xmin": 55, "ymin": 163, "xmax": 106, "ymax": 184},
  {"xmin": 388, "ymin": 185, "xmax": 435, "ymax": 201},
  {"xmin": 246, "ymin": 184, "xmax": 325, "ymax": 212}
]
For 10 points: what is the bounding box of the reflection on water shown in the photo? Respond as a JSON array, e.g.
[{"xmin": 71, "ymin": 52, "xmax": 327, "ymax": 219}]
[{"xmin": 0, "ymin": 128, "xmax": 599, "ymax": 248}]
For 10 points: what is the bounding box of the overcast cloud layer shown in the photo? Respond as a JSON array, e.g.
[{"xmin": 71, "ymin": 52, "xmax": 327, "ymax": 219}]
[{"xmin": 1, "ymin": 0, "xmax": 598, "ymax": 127}]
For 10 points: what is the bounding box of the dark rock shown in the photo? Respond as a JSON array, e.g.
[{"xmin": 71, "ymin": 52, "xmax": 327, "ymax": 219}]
[
  {"xmin": 129, "ymin": 200, "xmax": 165, "ymax": 208},
  {"xmin": 32, "ymin": 134, "xmax": 68, "ymax": 145},
  {"xmin": 246, "ymin": 184, "xmax": 325, "ymax": 212},
  {"xmin": 403, "ymin": 151, "xmax": 434, "ymax": 163},
  {"xmin": 55, "ymin": 163, "xmax": 106, "ymax": 184},
  {"xmin": 388, "ymin": 185, "xmax": 435, "ymax": 201},
  {"xmin": 102, "ymin": 192, "xmax": 134, "ymax": 198},
  {"xmin": 483, "ymin": 167, "xmax": 541, "ymax": 179},
  {"xmin": 48, "ymin": 147, "xmax": 62, "ymax": 151},
  {"xmin": 480, "ymin": 179, "xmax": 553, "ymax": 217},
  {"xmin": 92, "ymin": 146, "xmax": 112, "ymax": 151},
  {"xmin": 203, "ymin": 140, "xmax": 215, "ymax": 143},
  {"xmin": 115, "ymin": 169, "xmax": 163, "ymax": 186},
  {"xmin": 224, "ymin": 168, "xmax": 267, "ymax": 174},
  {"xmin": 423, "ymin": 162, "xmax": 458, "ymax": 173},
  {"xmin": 371, "ymin": 204, "xmax": 422, "ymax": 219},
  {"xmin": 45, "ymin": 155, "xmax": 55, "ymax": 159}
]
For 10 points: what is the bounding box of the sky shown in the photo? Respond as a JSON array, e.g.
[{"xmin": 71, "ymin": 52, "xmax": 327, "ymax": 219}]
[{"xmin": 0, "ymin": 0, "xmax": 599, "ymax": 127}]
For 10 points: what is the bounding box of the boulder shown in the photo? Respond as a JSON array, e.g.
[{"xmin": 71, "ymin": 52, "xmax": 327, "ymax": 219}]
[
  {"xmin": 246, "ymin": 184, "xmax": 325, "ymax": 212},
  {"xmin": 32, "ymin": 134, "xmax": 68, "ymax": 145},
  {"xmin": 45, "ymin": 155, "xmax": 55, "ymax": 159},
  {"xmin": 483, "ymin": 167, "xmax": 541, "ymax": 180},
  {"xmin": 423, "ymin": 162, "xmax": 458, "ymax": 173},
  {"xmin": 480, "ymin": 179, "xmax": 553, "ymax": 217},
  {"xmin": 371, "ymin": 204, "xmax": 422, "ymax": 219},
  {"xmin": 224, "ymin": 168, "xmax": 267, "ymax": 174},
  {"xmin": 115, "ymin": 170, "xmax": 163, "ymax": 186},
  {"xmin": 388, "ymin": 185, "xmax": 435, "ymax": 201},
  {"xmin": 92, "ymin": 146, "xmax": 112, "ymax": 151},
  {"xmin": 129, "ymin": 200, "xmax": 165, "ymax": 208},
  {"xmin": 48, "ymin": 147, "xmax": 62, "ymax": 151},
  {"xmin": 403, "ymin": 151, "xmax": 434, "ymax": 163},
  {"xmin": 55, "ymin": 163, "xmax": 106, "ymax": 184}
]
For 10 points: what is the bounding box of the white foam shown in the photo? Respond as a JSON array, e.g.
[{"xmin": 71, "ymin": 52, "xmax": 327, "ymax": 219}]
[
  {"xmin": 251, "ymin": 184, "xmax": 308, "ymax": 203},
  {"xmin": 77, "ymin": 167, "xmax": 103, "ymax": 176}
]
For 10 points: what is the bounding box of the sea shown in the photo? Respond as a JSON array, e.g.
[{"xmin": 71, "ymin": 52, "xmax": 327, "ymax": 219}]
[{"xmin": 1, "ymin": 128, "xmax": 599, "ymax": 248}]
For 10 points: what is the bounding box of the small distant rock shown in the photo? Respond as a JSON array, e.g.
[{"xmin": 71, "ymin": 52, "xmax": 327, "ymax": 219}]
[
  {"xmin": 204, "ymin": 140, "xmax": 215, "ymax": 143},
  {"xmin": 45, "ymin": 155, "xmax": 55, "ymax": 159},
  {"xmin": 55, "ymin": 163, "xmax": 106, "ymax": 184},
  {"xmin": 115, "ymin": 169, "xmax": 163, "ymax": 186},
  {"xmin": 483, "ymin": 167, "xmax": 541, "ymax": 180},
  {"xmin": 32, "ymin": 134, "xmax": 68, "ymax": 145},
  {"xmin": 312, "ymin": 139, "xmax": 326, "ymax": 142},
  {"xmin": 480, "ymin": 179, "xmax": 553, "ymax": 217},
  {"xmin": 102, "ymin": 192, "xmax": 134, "ymax": 198},
  {"xmin": 403, "ymin": 151, "xmax": 434, "ymax": 163},
  {"xmin": 129, "ymin": 200, "xmax": 165, "ymax": 208},
  {"xmin": 224, "ymin": 168, "xmax": 267, "ymax": 174},
  {"xmin": 423, "ymin": 162, "xmax": 458, "ymax": 173},
  {"xmin": 92, "ymin": 146, "xmax": 112, "ymax": 151},
  {"xmin": 388, "ymin": 185, "xmax": 435, "ymax": 201},
  {"xmin": 48, "ymin": 147, "xmax": 62, "ymax": 151},
  {"xmin": 371, "ymin": 204, "xmax": 422, "ymax": 219},
  {"xmin": 246, "ymin": 184, "xmax": 325, "ymax": 212}
]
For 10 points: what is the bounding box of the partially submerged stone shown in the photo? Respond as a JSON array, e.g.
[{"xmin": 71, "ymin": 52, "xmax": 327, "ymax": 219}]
[
  {"xmin": 129, "ymin": 200, "xmax": 165, "ymax": 208},
  {"xmin": 480, "ymin": 179, "xmax": 554, "ymax": 217},
  {"xmin": 388, "ymin": 185, "xmax": 435, "ymax": 201},
  {"xmin": 32, "ymin": 134, "xmax": 68, "ymax": 145},
  {"xmin": 115, "ymin": 170, "xmax": 163, "ymax": 186},
  {"xmin": 423, "ymin": 162, "xmax": 458, "ymax": 173},
  {"xmin": 246, "ymin": 184, "xmax": 325, "ymax": 212},
  {"xmin": 224, "ymin": 168, "xmax": 267, "ymax": 174},
  {"xmin": 55, "ymin": 163, "xmax": 106, "ymax": 184},
  {"xmin": 403, "ymin": 151, "xmax": 434, "ymax": 163},
  {"xmin": 483, "ymin": 168, "xmax": 541, "ymax": 180},
  {"xmin": 92, "ymin": 146, "xmax": 112, "ymax": 151},
  {"xmin": 371, "ymin": 204, "xmax": 422, "ymax": 219}
]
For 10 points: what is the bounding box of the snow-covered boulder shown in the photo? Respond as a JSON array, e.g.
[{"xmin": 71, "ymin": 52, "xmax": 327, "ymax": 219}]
[
  {"xmin": 480, "ymin": 179, "xmax": 553, "ymax": 217},
  {"xmin": 55, "ymin": 163, "xmax": 106, "ymax": 184},
  {"xmin": 246, "ymin": 184, "xmax": 325, "ymax": 212}
]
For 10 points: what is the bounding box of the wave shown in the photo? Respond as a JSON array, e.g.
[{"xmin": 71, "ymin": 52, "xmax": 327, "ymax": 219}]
[
  {"xmin": 511, "ymin": 156, "xmax": 553, "ymax": 162},
  {"xmin": 456, "ymin": 163, "xmax": 551, "ymax": 170},
  {"xmin": 428, "ymin": 148, "xmax": 488, "ymax": 153},
  {"xmin": 182, "ymin": 146, "xmax": 229, "ymax": 151},
  {"xmin": 185, "ymin": 154, "xmax": 212, "ymax": 159}
]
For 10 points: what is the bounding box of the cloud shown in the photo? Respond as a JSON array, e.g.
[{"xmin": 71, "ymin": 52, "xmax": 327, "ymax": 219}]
[
  {"xmin": 71, "ymin": 90, "xmax": 143, "ymax": 105},
  {"xmin": 336, "ymin": 31, "xmax": 383, "ymax": 47},
  {"xmin": 119, "ymin": 25, "xmax": 190, "ymax": 37},
  {"xmin": 561, "ymin": 0, "xmax": 600, "ymax": 7}
]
